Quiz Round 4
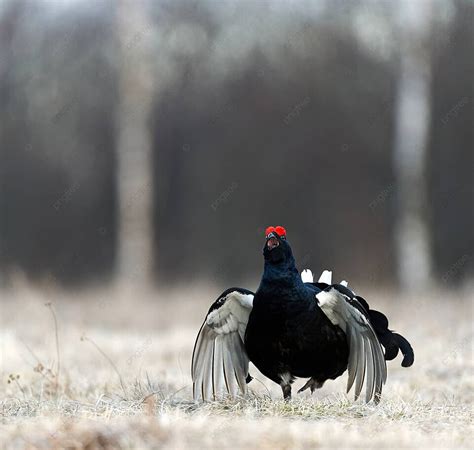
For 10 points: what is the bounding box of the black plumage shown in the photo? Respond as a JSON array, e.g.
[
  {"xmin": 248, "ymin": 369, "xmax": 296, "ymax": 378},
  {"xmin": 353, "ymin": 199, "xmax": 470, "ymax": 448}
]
[{"xmin": 192, "ymin": 227, "xmax": 414, "ymax": 402}]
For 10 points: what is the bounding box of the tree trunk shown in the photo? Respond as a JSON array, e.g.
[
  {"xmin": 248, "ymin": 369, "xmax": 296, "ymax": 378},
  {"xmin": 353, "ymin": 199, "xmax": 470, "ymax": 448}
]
[
  {"xmin": 115, "ymin": 0, "xmax": 154, "ymax": 286},
  {"xmin": 393, "ymin": 0, "xmax": 433, "ymax": 290}
]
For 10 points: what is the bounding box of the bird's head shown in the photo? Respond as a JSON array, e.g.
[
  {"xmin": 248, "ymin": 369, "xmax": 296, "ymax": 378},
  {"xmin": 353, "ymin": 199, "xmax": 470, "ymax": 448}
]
[{"xmin": 263, "ymin": 226, "xmax": 294, "ymax": 266}]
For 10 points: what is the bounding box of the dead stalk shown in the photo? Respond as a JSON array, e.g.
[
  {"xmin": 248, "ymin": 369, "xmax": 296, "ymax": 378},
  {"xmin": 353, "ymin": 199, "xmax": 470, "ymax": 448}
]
[
  {"xmin": 45, "ymin": 302, "xmax": 60, "ymax": 396},
  {"xmin": 81, "ymin": 335, "xmax": 127, "ymax": 397}
]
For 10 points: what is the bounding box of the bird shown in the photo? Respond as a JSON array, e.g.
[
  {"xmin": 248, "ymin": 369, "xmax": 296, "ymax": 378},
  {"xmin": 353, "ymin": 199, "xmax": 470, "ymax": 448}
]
[{"xmin": 192, "ymin": 226, "xmax": 414, "ymax": 403}]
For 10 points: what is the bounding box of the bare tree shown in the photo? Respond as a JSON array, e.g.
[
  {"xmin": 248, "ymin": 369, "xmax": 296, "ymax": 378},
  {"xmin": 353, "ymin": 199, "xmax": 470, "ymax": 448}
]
[
  {"xmin": 115, "ymin": 0, "xmax": 154, "ymax": 286},
  {"xmin": 393, "ymin": 0, "xmax": 433, "ymax": 290}
]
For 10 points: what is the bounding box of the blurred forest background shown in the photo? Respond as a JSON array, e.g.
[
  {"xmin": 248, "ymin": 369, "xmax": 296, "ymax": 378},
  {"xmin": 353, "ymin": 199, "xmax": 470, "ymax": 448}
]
[{"xmin": 0, "ymin": 0, "xmax": 472, "ymax": 292}]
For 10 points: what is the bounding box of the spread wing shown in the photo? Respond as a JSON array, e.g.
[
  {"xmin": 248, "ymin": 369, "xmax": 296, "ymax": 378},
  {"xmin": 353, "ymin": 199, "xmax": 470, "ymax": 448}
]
[
  {"xmin": 316, "ymin": 285, "xmax": 387, "ymax": 403},
  {"xmin": 191, "ymin": 288, "xmax": 254, "ymax": 401}
]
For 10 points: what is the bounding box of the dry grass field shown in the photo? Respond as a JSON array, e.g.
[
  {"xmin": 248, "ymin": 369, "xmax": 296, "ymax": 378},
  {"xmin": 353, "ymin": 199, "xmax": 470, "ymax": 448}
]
[{"xmin": 0, "ymin": 281, "xmax": 472, "ymax": 449}]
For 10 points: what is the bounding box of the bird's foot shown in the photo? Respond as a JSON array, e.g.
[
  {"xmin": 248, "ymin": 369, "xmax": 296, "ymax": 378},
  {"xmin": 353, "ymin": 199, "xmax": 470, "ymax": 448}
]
[{"xmin": 298, "ymin": 378, "xmax": 324, "ymax": 394}]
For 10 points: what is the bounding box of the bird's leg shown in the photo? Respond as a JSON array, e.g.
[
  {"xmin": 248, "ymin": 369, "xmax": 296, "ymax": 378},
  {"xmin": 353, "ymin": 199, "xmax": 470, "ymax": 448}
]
[
  {"xmin": 279, "ymin": 372, "xmax": 293, "ymax": 400},
  {"xmin": 281, "ymin": 384, "xmax": 292, "ymax": 401}
]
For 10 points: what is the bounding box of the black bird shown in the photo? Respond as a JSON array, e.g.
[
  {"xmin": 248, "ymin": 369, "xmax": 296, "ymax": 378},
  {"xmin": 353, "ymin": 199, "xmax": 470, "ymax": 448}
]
[{"xmin": 192, "ymin": 226, "xmax": 414, "ymax": 402}]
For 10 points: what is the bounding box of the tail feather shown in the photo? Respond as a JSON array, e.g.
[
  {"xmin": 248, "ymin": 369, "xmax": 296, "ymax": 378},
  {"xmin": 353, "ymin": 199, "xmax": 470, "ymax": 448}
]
[
  {"xmin": 392, "ymin": 333, "xmax": 414, "ymax": 367},
  {"xmin": 356, "ymin": 296, "xmax": 414, "ymax": 368},
  {"xmin": 377, "ymin": 331, "xmax": 400, "ymax": 361},
  {"xmin": 318, "ymin": 270, "xmax": 332, "ymax": 284}
]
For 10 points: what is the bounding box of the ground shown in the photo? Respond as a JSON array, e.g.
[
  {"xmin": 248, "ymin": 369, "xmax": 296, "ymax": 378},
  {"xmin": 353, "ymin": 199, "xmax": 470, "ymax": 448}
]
[{"xmin": 0, "ymin": 281, "xmax": 472, "ymax": 449}]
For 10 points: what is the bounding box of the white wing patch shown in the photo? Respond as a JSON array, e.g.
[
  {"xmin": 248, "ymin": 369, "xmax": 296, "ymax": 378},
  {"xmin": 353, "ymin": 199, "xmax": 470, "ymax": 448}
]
[
  {"xmin": 316, "ymin": 288, "xmax": 387, "ymax": 403},
  {"xmin": 192, "ymin": 291, "xmax": 254, "ymax": 401},
  {"xmin": 206, "ymin": 292, "xmax": 253, "ymax": 340},
  {"xmin": 301, "ymin": 269, "xmax": 314, "ymax": 283}
]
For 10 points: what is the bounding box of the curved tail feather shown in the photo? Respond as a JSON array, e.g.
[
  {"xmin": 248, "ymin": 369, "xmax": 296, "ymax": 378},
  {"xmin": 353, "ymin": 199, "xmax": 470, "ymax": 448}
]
[
  {"xmin": 392, "ymin": 332, "xmax": 414, "ymax": 367},
  {"xmin": 356, "ymin": 296, "xmax": 414, "ymax": 367}
]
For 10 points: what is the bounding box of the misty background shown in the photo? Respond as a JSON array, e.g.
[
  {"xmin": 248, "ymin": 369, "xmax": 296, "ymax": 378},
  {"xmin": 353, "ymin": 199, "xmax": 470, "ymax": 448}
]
[{"xmin": 0, "ymin": 0, "xmax": 472, "ymax": 293}]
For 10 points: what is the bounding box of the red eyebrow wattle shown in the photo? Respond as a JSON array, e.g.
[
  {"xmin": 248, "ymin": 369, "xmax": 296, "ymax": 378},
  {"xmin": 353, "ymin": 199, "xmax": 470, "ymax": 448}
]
[
  {"xmin": 265, "ymin": 226, "xmax": 287, "ymax": 237},
  {"xmin": 265, "ymin": 226, "xmax": 276, "ymax": 236},
  {"xmin": 275, "ymin": 226, "xmax": 286, "ymax": 237}
]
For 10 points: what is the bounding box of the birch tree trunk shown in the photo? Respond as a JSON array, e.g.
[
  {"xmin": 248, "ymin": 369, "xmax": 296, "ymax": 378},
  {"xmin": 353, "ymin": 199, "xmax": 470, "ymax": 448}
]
[
  {"xmin": 115, "ymin": 0, "xmax": 154, "ymax": 286},
  {"xmin": 393, "ymin": 0, "xmax": 433, "ymax": 290}
]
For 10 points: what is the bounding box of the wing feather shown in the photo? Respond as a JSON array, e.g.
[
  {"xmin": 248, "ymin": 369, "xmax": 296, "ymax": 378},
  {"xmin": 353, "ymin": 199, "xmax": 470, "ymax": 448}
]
[
  {"xmin": 223, "ymin": 342, "xmax": 239, "ymax": 396},
  {"xmin": 213, "ymin": 336, "xmax": 225, "ymax": 397},
  {"xmin": 365, "ymin": 336, "xmax": 375, "ymax": 403},
  {"xmin": 354, "ymin": 332, "xmax": 366, "ymax": 400},
  {"xmin": 192, "ymin": 326, "xmax": 212, "ymax": 399},
  {"xmin": 230, "ymin": 332, "xmax": 248, "ymax": 393},
  {"xmin": 202, "ymin": 331, "xmax": 214, "ymax": 400},
  {"xmin": 316, "ymin": 287, "xmax": 387, "ymax": 403},
  {"xmin": 192, "ymin": 289, "xmax": 254, "ymax": 401}
]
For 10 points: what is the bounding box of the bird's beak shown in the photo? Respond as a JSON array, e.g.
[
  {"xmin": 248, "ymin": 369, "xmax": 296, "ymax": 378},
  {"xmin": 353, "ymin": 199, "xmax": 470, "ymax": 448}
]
[{"xmin": 266, "ymin": 232, "xmax": 280, "ymax": 250}]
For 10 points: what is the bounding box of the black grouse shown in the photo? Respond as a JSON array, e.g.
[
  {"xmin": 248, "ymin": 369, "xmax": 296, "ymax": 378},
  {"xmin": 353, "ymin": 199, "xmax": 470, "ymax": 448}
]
[{"xmin": 192, "ymin": 226, "xmax": 414, "ymax": 402}]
